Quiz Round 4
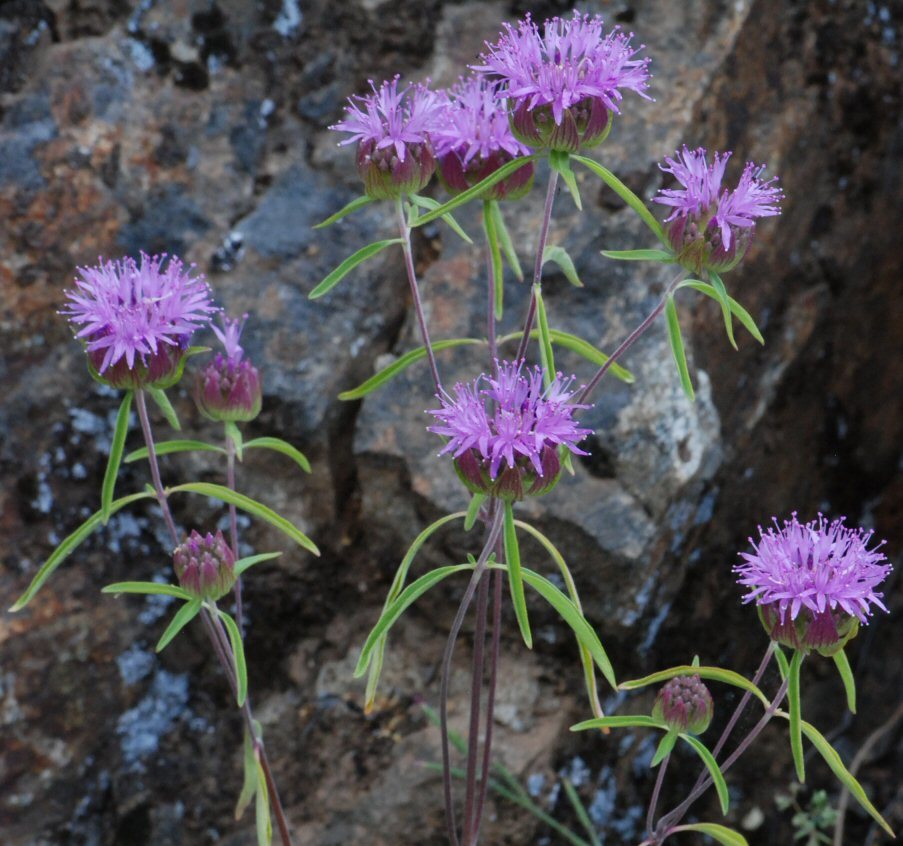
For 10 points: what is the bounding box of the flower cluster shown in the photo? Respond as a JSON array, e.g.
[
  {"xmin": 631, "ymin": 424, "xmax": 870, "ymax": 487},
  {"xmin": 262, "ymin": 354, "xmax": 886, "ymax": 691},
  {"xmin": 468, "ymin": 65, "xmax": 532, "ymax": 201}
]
[
  {"xmin": 735, "ymin": 514, "xmax": 891, "ymax": 654},
  {"xmin": 655, "ymin": 146, "xmax": 784, "ymax": 273},
  {"xmin": 173, "ymin": 530, "xmax": 236, "ymax": 601},
  {"xmin": 428, "ymin": 361, "xmax": 591, "ymax": 501},
  {"xmin": 63, "ymin": 253, "xmax": 216, "ymax": 389},
  {"xmin": 195, "ymin": 314, "xmax": 262, "ymax": 423},
  {"xmin": 475, "ymin": 12, "xmax": 651, "ymax": 152}
]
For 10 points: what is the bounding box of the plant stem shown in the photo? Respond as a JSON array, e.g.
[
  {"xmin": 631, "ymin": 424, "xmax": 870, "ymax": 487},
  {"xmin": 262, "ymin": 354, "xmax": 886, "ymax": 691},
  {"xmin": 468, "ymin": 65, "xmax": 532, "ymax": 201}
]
[
  {"xmin": 576, "ymin": 271, "xmax": 685, "ymax": 405},
  {"xmin": 656, "ymin": 669, "xmax": 790, "ymax": 836},
  {"xmin": 225, "ymin": 430, "xmax": 245, "ymax": 636},
  {"xmin": 135, "ymin": 389, "xmax": 180, "ymax": 546},
  {"xmin": 515, "ymin": 169, "xmax": 559, "ymax": 364},
  {"xmin": 396, "ymin": 196, "xmax": 441, "ymax": 393},
  {"xmin": 440, "ymin": 508, "xmax": 505, "ymax": 846},
  {"xmin": 645, "ymin": 752, "xmax": 671, "ymax": 837}
]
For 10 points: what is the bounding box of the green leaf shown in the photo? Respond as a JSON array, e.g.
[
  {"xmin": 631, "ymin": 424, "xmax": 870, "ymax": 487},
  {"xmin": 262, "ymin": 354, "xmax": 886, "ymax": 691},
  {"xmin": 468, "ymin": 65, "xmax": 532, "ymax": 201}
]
[
  {"xmin": 651, "ymin": 730, "xmax": 678, "ymax": 767},
  {"xmin": 243, "ymin": 437, "xmax": 311, "ymax": 474},
  {"xmin": 681, "ymin": 733, "xmax": 730, "ymax": 815},
  {"xmin": 665, "ymin": 294, "xmax": 695, "ymax": 401},
  {"xmin": 219, "ymin": 610, "xmax": 248, "ymax": 707},
  {"xmin": 156, "ymin": 599, "xmax": 202, "ymax": 652},
  {"xmin": 550, "ymin": 149, "xmax": 582, "ymax": 210},
  {"xmin": 102, "ymin": 391, "xmax": 132, "ymax": 524},
  {"xmin": 670, "ymin": 822, "xmax": 749, "ymax": 846},
  {"xmin": 543, "ymin": 245, "xmax": 583, "ymax": 287},
  {"xmin": 774, "ymin": 642, "xmax": 791, "ymax": 681},
  {"xmin": 355, "ymin": 563, "xmax": 475, "ymax": 676},
  {"xmin": 503, "ymin": 502, "xmax": 532, "ymax": 649},
  {"xmin": 255, "ymin": 759, "xmax": 272, "ymax": 846},
  {"xmin": 534, "ymin": 286, "xmax": 556, "ymax": 388},
  {"xmin": 679, "ymin": 281, "xmax": 765, "ymax": 345},
  {"xmin": 601, "ymin": 249, "xmax": 675, "ymax": 263},
  {"xmin": 562, "ymin": 778, "xmax": 603, "ymax": 846},
  {"xmin": 338, "ymin": 338, "xmax": 484, "ymax": 400},
  {"xmin": 707, "ymin": 270, "xmax": 738, "ymax": 350},
  {"xmin": 520, "ymin": 569, "xmax": 616, "ymax": 690},
  {"xmin": 234, "ymin": 552, "xmax": 283, "ymax": 577},
  {"xmin": 572, "ymin": 154, "xmax": 667, "ymax": 245},
  {"xmin": 464, "ymin": 493, "xmax": 486, "ymax": 532},
  {"xmin": 313, "ymin": 194, "xmax": 374, "ymax": 229},
  {"xmin": 409, "ymin": 155, "xmax": 538, "ymax": 225},
  {"xmin": 619, "ymin": 666, "xmax": 770, "ymax": 709},
  {"xmin": 225, "ymin": 420, "xmax": 243, "ymax": 461},
  {"xmin": 147, "ymin": 386, "xmax": 181, "ymax": 431},
  {"xmin": 483, "ymin": 200, "xmax": 505, "ymax": 322},
  {"xmin": 571, "ymin": 715, "xmax": 668, "ymax": 732},
  {"xmin": 102, "ymin": 581, "xmax": 193, "ymax": 600},
  {"xmin": 788, "ymin": 649, "xmax": 806, "ymax": 782},
  {"xmin": 497, "ymin": 329, "xmax": 634, "ymax": 384},
  {"xmin": 10, "ymin": 491, "xmax": 155, "ymax": 611},
  {"xmin": 309, "ymin": 238, "xmax": 403, "ymax": 300},
  {"xmin": 125, "ymin": 439, "xmax": 226, "ymax": 463},
  {"xmin": 168, "ymin": 482, "xmax": 320, "ymax": 556},
  {"xmin": 410, "ymin": 194, "xmax": 473, "ymax": 243},
  {"xmin": 832, "ymin": 649, "xmax": 856, "ymax": 714},
  {"xmin": 489, "ymin": 200, "xmax": 523, "ymax": 281},
  {"xmin": 235, "ymin": 727, "xmax": 259, "ymax": 820},
  {"xmin": 784, "ymin": 716, "xmax": 895, "ymax": 837}
]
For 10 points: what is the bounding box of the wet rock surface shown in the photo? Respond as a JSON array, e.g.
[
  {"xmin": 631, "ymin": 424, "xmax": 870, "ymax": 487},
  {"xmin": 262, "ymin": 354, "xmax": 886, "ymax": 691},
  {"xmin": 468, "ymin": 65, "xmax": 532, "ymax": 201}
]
[{"xmin": 1, "ymin": 1, "xmax": 901, "ymax": 844}]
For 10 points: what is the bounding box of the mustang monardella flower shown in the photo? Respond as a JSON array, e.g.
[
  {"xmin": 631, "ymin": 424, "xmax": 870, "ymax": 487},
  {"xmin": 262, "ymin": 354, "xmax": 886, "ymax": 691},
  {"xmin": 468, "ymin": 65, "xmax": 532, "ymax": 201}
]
[
  {"xmin": 655, "ymin": 146, "xmax": 784, "ymax": 273},
  {"xmin": 433, "ymin": 76, "xmax": 534, "ymax": 201},
  {"xmin": 652, "ymin": 675, "xmax": 714, "ymax": 736},
  {"xmin": 195, "ymin": 313, "xmax": 262, "ymax": 423},
  {"xmin": 735, "ymin": 515, "xmax": 891, "ymax": 655},
  {"xmin": 63, "ymin": 253, "xmax": 216, "ymax": 390},
  {"xmin": 475, "ymin": 12, "xmax": 651, "ymax": 153},
  {"xmin": 173, "ymin": 530, "xmax": 236, "ymax": 601},
  {"xmin": 330, "ymin": 76, "xmax": 443, "ymax": 199},
  {"xmin": 428, "ymin": 361, "xmax": 591, "ymax": 501}
]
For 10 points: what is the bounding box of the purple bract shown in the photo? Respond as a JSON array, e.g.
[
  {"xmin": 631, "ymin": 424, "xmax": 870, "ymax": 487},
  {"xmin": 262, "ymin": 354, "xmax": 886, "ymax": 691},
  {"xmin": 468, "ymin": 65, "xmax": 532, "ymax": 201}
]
[
  {"xmin": 735, "ymin": 514, "xmax": 891, "ymax": 630},
  {"xmin": 63, "ymin": 253, "xmax": 216, "ymax": 381}
]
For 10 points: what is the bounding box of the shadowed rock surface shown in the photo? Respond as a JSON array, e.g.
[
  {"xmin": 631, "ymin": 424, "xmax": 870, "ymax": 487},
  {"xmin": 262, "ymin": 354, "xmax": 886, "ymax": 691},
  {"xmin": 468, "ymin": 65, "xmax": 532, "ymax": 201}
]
[{"xmin": 1, "ymin": 1, "xmax": 901, "ymax": 844}]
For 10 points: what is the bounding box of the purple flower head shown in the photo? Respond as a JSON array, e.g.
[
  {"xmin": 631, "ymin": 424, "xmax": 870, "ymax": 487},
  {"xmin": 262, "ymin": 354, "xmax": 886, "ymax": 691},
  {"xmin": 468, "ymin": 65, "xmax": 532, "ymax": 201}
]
[
  {"xmin": 433, "ymin": 76, "xmax": 535, "ymax": 200},
  {"xmin": 428, "ymin": 360, "xmax": 591, "ymax": 501},
  {"xmin": 735, "ymin": 514, "xmax": 892, "ymax": 655},
  {"xmin": 63, "ymin": 252, "xmax": 216, "ymax": 389},
  {"xmin": 475, "ymin": 12, "xmax": 651, "ymax": 152},
  {"xmin": 173, "ymin": 529, "xmax": 236, "ymax": 601},
  {"xmin": 330, "ymin": 76, "xmax": 443, "ymax": 198},
  {"xmin": 195, "ymin": 313, "xmax": 262, "ymax": 423},
  {"xmin": 655, "ymin": 146, "xmax": 784, "ymax": 273}
]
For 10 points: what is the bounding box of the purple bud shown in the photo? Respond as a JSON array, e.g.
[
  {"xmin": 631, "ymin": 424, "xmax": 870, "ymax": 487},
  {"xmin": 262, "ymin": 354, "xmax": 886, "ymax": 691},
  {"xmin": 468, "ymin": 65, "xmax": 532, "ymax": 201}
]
[
  {"xmin": 173, "ymin": 529, "xmax": 236, "ymax": 601},
  {"xmin": 194, "ymin": 314, "xmax": 262, "ymax": 422},
  {"xmin": 652, "ymin": 675, "xmax": 714, "ymax": 735}
]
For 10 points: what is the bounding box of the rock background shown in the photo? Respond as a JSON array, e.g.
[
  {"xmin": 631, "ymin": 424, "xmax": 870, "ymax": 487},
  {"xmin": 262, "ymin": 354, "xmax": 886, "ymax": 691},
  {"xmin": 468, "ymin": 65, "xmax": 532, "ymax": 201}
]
[{"xmin": 1, "ymin": 1, "xmax": 901, "ymax": 844}]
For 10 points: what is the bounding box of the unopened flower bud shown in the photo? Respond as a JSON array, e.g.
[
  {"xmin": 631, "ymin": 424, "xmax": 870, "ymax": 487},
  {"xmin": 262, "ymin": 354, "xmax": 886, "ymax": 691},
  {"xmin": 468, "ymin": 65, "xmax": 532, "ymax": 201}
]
[
  {"xmin": 652, "ymin": 675, "xmax": 714, "ymax": 735},
  {"xmin": 195, "ymin": 314, "xmax": 262, "ymax": 422},
  {"xmin": 173, "ymin": 530, "xmax": 236, "ymax": 601}
]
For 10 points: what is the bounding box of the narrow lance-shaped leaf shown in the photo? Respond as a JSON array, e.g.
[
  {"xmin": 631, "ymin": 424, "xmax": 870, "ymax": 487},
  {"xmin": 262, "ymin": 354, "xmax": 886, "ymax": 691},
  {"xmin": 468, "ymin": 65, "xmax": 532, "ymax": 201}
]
[
  {"xmin": 464, "ymin": 493, "xmax": 486, "ymax": 532},
  {"xmin": 670, "ymin": 823, "xmax": 749, "ymax": 846},
  {"xmin": 534, "ymin": 286, "xmax": 556, "ymax": 389},
  {"xmin": 619, "ymin": 665, "xmax": 770, "ymax": 709},
  {"xmin": 225, "ymin": 420, "xmax": 243, "ymax": 462},
  {"xmin": 651, "ymin": 730, "xmax": 678, "ymax": 767},
  {"xmin": 665, "ymin": 294, "xmax": 695, "ymax": 401},
  {"xmin": 562, "ymin": 778, "xmax": 603, "ymax": 846},
  {"xmin": 489, "ymin": 200, "xmax": 523, "ymax": 281},
  {"xmin": 102, "ymin": 581, "xmax": 192, "ymax": 600},
  {"xmin": 338, "ymin": 338, "xmax": 483, "ymax": 401},
  {"xmin": 708, "ymin": 270, "xmax": 738, "ymax": 350},
  {"xmin": 102, "ymin": 390, "xmax": 132, "ymax": 524},
  {"xmin": 409, "ymin": 155, "xmax": 538, "ymax": 225},
  {"xmin": 543, "ymin": 245, "xmax": 583, "ymax": 287},
  {"xmin": 156, "ymin": 599, "xmax": 202, "ymax": 652},
  {"xmin": 219, "ymin": 610, "xmax": 248, "ymax": 706},
  {"xmin": 503, "ymin": 501, "xmax": 532, "ymax": 649},
  {"xmin": 550, "ymin": 149, "xmax": 582, "ymax": 210},
  {"xmin": 235, "ymin": 727, "xmax": 259, "ymax": 820},
  {"xmin": 125, "ymin": 439, "xmax": 226, "ymax": 463},
  {"xmin": 148, "ymin": 386, "xmax": 180, "ymax": 431},
  {"xmin": 788, "ymin": 649, "xmax": 806, "ymax": 782},
  {"xmin": 255, "ymin": 759, "xmax": 272, "ymax": 846},
  {"xmin": 309, "ymin": 238, "xmax": 403, "ymax": 300},
  {"xmin": 168, "ymin": 482, "xmax": 319, "ymax": 556},
  {"xmin": 678, "ymin": 280, "xmax": 765, "ymax": 344},
  {"xmin": 681, "ymin": 733, "xmax": 730, "ymax": 815},
  {"xmin": 601, "ymin": 248, "xmax": 675, "ymax": 263},
  {"xmin": 234, "ymin": 552, "xmax": 283, "ymax": 577},
  {"xmin": 571, "ymin": 715, "xmax": 668, "ymax": 732},
  {"xmin": 483, "ymin": 200, "xmax": 505, "ymax": 322},
  {"xmin": 313, "ymin": 194, "xmax": 373, "ymax": 229},
  {"xmin": 572, "ymin": 154, "xmax": 667, "ymax": 245},
  {"xmin": 10, "ymin": 491, "xmax": 155, "ymax": 611},
  {"xmin": 243, "ymin": 437, "xmax": 311, "ymax": 474},
  {"xmin": 832, "ymin": 649, "xmax": 856, "ymax": 714},
  {"xmin": 409, "ymin": 194, "xmax": 473, "ymax": 243}
]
